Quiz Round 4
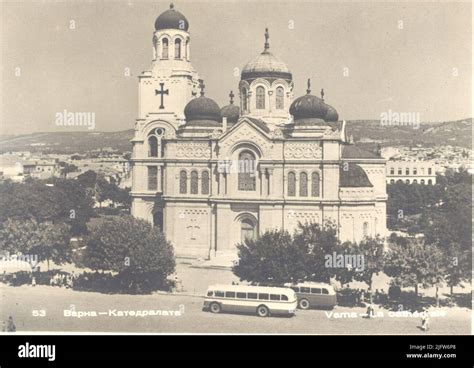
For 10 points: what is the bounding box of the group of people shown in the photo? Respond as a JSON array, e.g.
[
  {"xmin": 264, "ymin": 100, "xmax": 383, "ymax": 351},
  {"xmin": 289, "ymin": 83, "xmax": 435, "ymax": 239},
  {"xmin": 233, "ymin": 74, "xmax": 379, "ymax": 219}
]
[{"xmin": 49, "ymin": 272, "xmax": 76, "ymax": 288}]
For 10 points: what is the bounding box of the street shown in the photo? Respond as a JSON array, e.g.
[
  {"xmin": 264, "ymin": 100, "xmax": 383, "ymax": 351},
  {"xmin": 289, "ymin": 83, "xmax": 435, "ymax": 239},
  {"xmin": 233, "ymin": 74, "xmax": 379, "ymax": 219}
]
[{"xmin": 0, "ymin": 284, "xmax": 470, "ymax": 334}]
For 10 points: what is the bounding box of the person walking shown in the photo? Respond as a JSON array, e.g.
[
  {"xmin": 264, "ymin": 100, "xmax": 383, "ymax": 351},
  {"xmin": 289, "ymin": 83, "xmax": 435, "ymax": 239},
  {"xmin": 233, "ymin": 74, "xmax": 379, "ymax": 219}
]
[{"xmin": 7, "ymin": 316, "xmax": 16, "ymax": 332}]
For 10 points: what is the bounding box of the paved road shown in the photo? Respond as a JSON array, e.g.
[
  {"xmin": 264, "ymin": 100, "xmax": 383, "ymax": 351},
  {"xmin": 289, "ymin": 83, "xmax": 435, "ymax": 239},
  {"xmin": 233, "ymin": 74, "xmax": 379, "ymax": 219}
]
[{"xmin": 0, "ymin": 285, "xmax": 470, "ymax": 334}]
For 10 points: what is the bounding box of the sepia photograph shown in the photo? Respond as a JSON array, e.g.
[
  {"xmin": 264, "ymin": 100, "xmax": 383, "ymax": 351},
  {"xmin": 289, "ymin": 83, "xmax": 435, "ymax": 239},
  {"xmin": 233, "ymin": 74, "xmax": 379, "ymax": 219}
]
[{"xmin": 0, "ymin": 0, "xmax": 472, "ymax": 355}]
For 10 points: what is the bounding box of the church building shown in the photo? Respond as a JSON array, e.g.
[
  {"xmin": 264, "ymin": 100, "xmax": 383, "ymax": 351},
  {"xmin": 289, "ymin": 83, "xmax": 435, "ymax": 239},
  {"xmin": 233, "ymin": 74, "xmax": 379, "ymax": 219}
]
[{"xmin": 130, "ymin": 4, "xmax": 388, "ymax": 260}]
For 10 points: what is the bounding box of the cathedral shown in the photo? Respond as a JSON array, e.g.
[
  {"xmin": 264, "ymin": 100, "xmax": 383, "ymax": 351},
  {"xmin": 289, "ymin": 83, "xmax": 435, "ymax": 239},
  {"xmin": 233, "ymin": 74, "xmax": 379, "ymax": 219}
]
[{"xmin": 130, "ymin": 4, "xmax": 387, "ymax": 260}]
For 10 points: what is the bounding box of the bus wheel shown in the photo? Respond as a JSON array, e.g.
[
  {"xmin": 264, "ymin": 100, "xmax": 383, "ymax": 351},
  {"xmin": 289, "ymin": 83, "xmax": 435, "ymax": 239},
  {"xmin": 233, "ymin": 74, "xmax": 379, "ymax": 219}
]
[
  {"xmin": 210, "ymin": 302, "xmax": 221, "ymax": 314},
  {"xmin": 257, "ymin": 305, "xmax": 270, "ymax": 317},
  {"xmin": 299, "ymin": 299, "xmax": 310, "ymax": 310}
]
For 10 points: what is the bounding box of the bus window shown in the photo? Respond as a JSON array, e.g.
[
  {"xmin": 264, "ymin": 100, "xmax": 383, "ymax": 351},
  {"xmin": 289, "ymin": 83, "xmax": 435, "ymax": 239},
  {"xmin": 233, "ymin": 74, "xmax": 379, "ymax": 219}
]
[
  {"xmin": 281, "ymin": 295, "xmax": 289, "ymax": 301},
  {"xmin": 247, "ymin": 292, "xmax": 258, "ymax": 299},
  {"xmin": 290, "ymin": 287, "xmax": 299, "ymax": 293},
  {"xmin": 322, "ymin": 289, "xmax": 329, "ymax": 295},
  {"xmin": 225, "ymin": 291, "xmax": 236, "ymax": 298},
  {"xmin": 215, "ymin": 291, "xmax": 224, "ymax": 297},
  {"xmin": 270, "ymin": 294, "xmax": 280, "ymax": 301},
  {"xmin": 311, "ymin": 288, "xmax": 322, "ymax": 294},
  {"xmin": 300, "ymin": 287, "xmax": 310, "ymax": 293},
  {"xmin": 258, "ymin": 293, "xmax": 269, "ymax": 300},
  {"xmin": 236, "ymin": 292, "xmax": 246, "ymax": 299},
  {"xmin": 207, "ymin": 291, "xmax": 213, "ymax": 297}
]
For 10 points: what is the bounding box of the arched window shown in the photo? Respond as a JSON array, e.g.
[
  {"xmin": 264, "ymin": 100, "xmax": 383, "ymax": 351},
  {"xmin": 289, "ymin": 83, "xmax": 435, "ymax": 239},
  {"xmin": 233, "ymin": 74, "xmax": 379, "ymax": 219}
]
[
  {"xmin": 276, "ymin": 87, "xmax": 284, "ymax": 109},
  {"xmin": 179, "ymin": 170, "xmax": 187, "ymax": 194},
  {"xmin": 162, "ymin": 38, "xmax": 169, "ymax": 59},
  {"xmin": 299, "ymin": 172, "xmax": 308, "ymax": 197},
  {"xmin": 201, "ymin": 171, "xmax": 209, "ymax": 195},
  {"xmin": 405, "ymin": 179, "xmax": 410, "ymax": 184},
  {"xmin": 390, "ymin": 179, "xmax": 395, "ymax": 184},
  {"xmin": 398, "ymin": 168, "xmax": 402, "ymax": 175},
  {"xmin": 241, "ymin": 218, "xmax": 256, "ymax": 242},
  {"xmin": 148, "ymin": 135, "xmax": 158, "ymax": 157},
  {"xmin": 420, "ymin": 179, "xmax": 425, "ymax": 185},
  {"xmin": 174, "ymin": 38, "xmax": 181, "ymax": 59},
  {"xmin": 185, "ymin": 38, "xmax": 189, "ymax": 59},
  {"xmin": 190, "ymin": 170, "xmax": 199, "ymax": 194},
  {"xmin": 238, "ymin": 151, "xmax": 256, "ymax": 191},
  {"xmin": 311, "ymin": 172, "xmax": 320, "ymax": 197},
  {"xmin": 405, "ymin": 168, "xmax": 409, "ymax": 175},
  {"xmin": 413, "ymin": 179, "xmax": 418, "ymax": 184},
  {"xmin": 256, "ymin": 86, "xmax": 265, "ymax": 109},
  {"xmin": 241, "ymin": 88, "xmax": 248, "ymax": 111},
  {"xmin": 413, "ymin": 168, "xmax": 417, "ymax": 175},
  {"xmin": 390, "ymin": 168, "xmax": 394, "ymax": 175},
  {"xmin": 363, "ymin": 222, "xmax": 369, "ymax": 237},
  {"xmin": 428, "ymin": 179, "xmax": 432, "ymax": 185},
  {"xmin": 287, "ymin": 172, "xmax": 296, "ymax": 196}
]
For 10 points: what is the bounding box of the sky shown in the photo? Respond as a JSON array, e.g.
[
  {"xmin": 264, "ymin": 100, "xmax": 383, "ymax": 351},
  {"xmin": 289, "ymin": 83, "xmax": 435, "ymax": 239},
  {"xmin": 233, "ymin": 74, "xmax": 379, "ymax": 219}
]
[{"xmin": 0, "ymin": 0, "xmax": 472, "ymax": 135}]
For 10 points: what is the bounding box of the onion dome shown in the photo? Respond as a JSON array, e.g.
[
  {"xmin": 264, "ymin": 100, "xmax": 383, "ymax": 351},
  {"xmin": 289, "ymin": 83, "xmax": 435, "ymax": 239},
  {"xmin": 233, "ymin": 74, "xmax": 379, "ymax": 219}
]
[
  {"xmin": 184, "ymin": 81, "xmax": 221, "ymax": 127},
  {"xmin": 290, "ymin": 81, "xmax": 340, "ymax": 124},
  {"xmin": 220, "ymin": 91, "xmax": 240, "ymax": 124},
  {"xmin": 241, "ymin": 28, "xmax": 292, "ymax": 80},
  {"xmin": 155, "ymin": 3, "xmax": 189, "ymax": 31},
  {"xmin": 289, "ymin": 79, "xmax": 328, "ymax": 125}
]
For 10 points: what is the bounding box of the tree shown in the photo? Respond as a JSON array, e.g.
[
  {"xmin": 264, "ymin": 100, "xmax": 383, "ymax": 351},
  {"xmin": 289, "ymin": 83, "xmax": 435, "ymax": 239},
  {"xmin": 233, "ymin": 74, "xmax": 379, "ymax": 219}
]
[
  {"xmin": 81, "ymin": 215, "xmax": 175, "ymax": 292},
  {"xmin": 442, "ymin": 242, "xmax": 471, "ymax": 295},
  {"xmin": 233, "ymin": 229, "xmax": 308, "ymax": 284},
  {"xmin": 384, "ymin": 239, "xmax": 445, "ymax": 297},
  {"xmin": 293, "ymin": 221, "xmax": 340, "ymax": 283},
  {"xmin": 350, "ymin": 237, "xmax": 385, "ymax": 299},
  {"xmin": 0, "ymin": 219, "xmax": 71, "ymax": 270}
]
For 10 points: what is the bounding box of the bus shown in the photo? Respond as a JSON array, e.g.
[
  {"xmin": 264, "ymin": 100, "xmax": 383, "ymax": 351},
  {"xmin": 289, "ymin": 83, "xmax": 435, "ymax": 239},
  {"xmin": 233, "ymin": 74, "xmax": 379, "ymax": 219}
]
[
  {"xmin": 203, "ymin": 284, "xmax": 298, "ymax": 317},
  {"xmin": 285, "ymin": 282, "xmax": 337, "ymax": 310}
]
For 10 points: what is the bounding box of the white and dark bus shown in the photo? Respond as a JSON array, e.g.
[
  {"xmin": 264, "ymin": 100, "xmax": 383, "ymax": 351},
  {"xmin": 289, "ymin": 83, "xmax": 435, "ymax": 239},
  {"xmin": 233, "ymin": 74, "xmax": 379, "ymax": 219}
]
[{"xmin": 203, "ymin": 284, "xmax": 298, "ymax": 317}]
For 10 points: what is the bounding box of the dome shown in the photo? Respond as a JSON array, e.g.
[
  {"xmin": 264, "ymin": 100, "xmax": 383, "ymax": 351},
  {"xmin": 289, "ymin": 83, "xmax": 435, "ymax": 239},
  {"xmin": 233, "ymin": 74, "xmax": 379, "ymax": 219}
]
[
  {"xmin": 154, "ymin": 3, "xmax": 189, "ymax": 31},
  {"xmin": 241, "ymin": 28, "xmax": 292, "ymax": 80},
  {"xmin": 324, "ymin": 104, "xmax": 339, "ymax": 122},
  {"xmin": 290, "ymin": 94, "xmax": 328, "ymax": 121},
  {"xmin": 220, "ymin": 91, "xmax": 240, "ymax": 124},
  {"xmin": 184, "ymin": 92, "xmax": 221, "ymax": 127}
]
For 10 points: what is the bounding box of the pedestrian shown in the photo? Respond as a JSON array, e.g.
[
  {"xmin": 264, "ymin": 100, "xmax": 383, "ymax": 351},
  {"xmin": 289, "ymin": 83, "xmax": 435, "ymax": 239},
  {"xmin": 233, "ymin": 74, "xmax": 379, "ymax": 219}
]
[
  {"xmin": 360, "ymin": 289, "xmax": 366, "ymax": 305},
  {"xmin": 421, "ymin": 309, "xmax": 429, "ymax": 331},
  {"xmin": 31, "ymin": 275, "xmax": 36, "ymax": 287},
  {"xmin": 7, "ymin": 316, "xmax": 16, "ymax": 332},
  {"xmin": 366, "ymin": 303, "xmax": 374, "ymax": 319},
  {"xmin": 1, "ymin": 321, "xmax": 6, "ymax": 332}
]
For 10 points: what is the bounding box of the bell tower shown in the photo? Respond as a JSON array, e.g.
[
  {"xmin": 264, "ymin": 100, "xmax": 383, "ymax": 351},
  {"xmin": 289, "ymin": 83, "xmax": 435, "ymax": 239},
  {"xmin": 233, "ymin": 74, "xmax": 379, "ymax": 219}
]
[{"xmin": 138, "ymin": 3, "xmax": 200, "ymax": 128}]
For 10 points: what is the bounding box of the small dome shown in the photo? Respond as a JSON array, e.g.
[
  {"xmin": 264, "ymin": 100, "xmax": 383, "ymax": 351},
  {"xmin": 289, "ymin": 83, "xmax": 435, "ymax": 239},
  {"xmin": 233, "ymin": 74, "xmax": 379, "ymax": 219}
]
[
  {"xmin": 220, "ymin": 91, "xmax": 240, "ymax": 124},
  {"xmin": 290, "ymin": 94, "xmax": 328, "ymax": 121},
  {"xmin": 241, "ymin": 28, "xmax": 291, "ymax": 80},
  {"xmin": 324, "ymin": 104, "xmax": 339, "ymax": 122},
  {"xmin": 184, "ymin": 89, "xmax": 221, "ymax": 127},
  {"xmin": 155, "ymin": 3, "xmax": 189, "ymax": 31}
]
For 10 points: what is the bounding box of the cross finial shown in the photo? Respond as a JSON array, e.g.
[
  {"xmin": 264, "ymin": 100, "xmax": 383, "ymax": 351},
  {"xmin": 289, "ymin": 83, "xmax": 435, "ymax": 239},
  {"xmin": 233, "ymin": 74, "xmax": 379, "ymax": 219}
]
[
  {"xmin": 229, "ymin": 90, "xmax": 235, "ymax": 104},
  {"xmin": 320, "ymin": 88, "xmax": 325, "ymax": 100},
  {"xmin": 199, "ymin": 79, "xmax": 205, "ymax": 96},
  {"xmin": 306, "ymin": 78, "xmax": 311, "ymax": 94},
  {"xmin": 170, "ymin": 2, "xmax": 174, "ymax": 9},
  {"xmin": 264, "ymin": 28, "xmax": 270, "ymax": 51}
]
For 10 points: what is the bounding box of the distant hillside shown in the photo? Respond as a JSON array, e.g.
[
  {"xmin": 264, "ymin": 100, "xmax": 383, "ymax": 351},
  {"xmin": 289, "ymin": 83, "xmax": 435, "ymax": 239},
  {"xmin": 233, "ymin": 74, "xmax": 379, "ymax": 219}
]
[{"xmin": 0, "ymin": 118, "xmax": 471, "ymax": 154}]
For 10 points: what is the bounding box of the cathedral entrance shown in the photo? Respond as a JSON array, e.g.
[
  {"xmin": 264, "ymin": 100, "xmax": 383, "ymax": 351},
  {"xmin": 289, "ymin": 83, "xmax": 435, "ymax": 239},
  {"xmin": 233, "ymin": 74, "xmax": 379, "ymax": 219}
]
[
  {"xmin": 153, "ymin": 211, "xmax": 163, "ymax": 231},
  {"xmin": 240, "ymin": 218, "xmax": 257, "ymax": 243}
]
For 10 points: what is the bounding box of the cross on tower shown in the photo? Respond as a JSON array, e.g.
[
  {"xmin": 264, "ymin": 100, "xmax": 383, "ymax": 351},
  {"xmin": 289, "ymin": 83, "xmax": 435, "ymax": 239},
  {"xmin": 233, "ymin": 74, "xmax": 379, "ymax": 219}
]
[
  {"xmin": 320, "ymin": 88, "xmax": 325, "ymax": 100},
  {"xmin": 306, "ymin": 78, "xmax": 311, "ymax": 94},
  {"xmin": 199, "ymin": 79, "xmax": 205, "ymax": 96},
  {"xmin": 155, "ymin": 83, "xmax": 169, "ymax": 109},
  {"xmin": 264, "ymin": 28, "xmax": 270, "ymax": 51},
  {"xmin": 229, "ymin": 90, "xmax": 234, "ymax": 104}
]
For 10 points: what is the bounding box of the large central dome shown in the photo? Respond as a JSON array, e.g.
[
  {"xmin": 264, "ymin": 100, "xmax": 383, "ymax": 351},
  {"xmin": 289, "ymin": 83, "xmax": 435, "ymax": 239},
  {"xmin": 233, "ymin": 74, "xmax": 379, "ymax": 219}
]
[{"xmin": 241, "ymin": 28, "xmax": 292, "ymax": 80}]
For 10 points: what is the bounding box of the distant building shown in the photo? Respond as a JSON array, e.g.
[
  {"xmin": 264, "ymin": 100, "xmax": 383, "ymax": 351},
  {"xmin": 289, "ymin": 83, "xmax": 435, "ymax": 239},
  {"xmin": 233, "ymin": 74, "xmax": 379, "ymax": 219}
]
[{"xmin": 386, "ymin": 160, "xmax": 437, "ymax": 185}]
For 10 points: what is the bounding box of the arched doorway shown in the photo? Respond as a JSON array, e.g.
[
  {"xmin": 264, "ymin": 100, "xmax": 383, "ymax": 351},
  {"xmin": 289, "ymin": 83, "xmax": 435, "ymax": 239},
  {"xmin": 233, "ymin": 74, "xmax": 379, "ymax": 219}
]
[{"xmin": 241, "ymin": 218, "xmax": 257, "ymax": 242}]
